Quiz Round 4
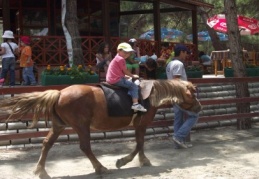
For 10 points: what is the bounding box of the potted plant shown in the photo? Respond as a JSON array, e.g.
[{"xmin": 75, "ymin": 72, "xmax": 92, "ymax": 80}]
[
  {"xmin": 85, "ymin": 65, "xmax": 99, "ymax": 83},
  {"xmin": 186, "ymin": 65, "xmax": 203, "ymax": 78},
  {"xmin": 41, "ymin": 65, "xmax": 98, "ymax": 85},
  {"xmin": 224, "ymin": 64, "xmax": 259, "ymax": 78}
]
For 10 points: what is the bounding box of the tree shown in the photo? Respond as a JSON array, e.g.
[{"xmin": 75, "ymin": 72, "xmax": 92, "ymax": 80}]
[
  {"xmin": 224, "ymin": 0, "xmax": 251, "ymax": 129},
  {"xmin": 62, "ymin": 0, "xmax": 84, "ymax": 67},
  {"xmin": 197, "ymin": 7, "xmax": 227, "ymax": 50}
]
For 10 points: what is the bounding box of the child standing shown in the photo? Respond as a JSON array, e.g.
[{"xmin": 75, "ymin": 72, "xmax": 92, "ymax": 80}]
[
  {"xmin": 126, "ymin": 38, "xmax": 140, "ymax": 75},
  {"xmin": 106, "ymin": 42, "xmax": 147, "ymax": 112},
  {"xmin": 95, "ymin": 42, "xmax": 112, "ymax": 74},
  {"xmin": 19, "ymin": 36, "xmax": 37, "ymax": 85}
]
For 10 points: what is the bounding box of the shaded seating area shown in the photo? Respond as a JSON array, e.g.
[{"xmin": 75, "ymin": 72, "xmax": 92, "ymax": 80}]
[{"xmin": 210, "ymin": 49, "xmax": 258, "ymax": 76}]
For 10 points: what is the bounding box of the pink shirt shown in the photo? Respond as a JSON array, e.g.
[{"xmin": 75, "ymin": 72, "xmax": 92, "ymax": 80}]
[{"xmin": 106, "ymin": 54, "xmax": 126, "ymax": 84}]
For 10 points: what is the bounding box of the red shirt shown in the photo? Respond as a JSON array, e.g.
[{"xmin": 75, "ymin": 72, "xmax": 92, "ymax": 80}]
[{"xmin": 106, "ymin": 54, "xmax": 126, "ymax": 84}]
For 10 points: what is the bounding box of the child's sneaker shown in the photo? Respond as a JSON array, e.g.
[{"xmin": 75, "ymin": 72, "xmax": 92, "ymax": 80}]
[{"xmin": 131, "ymin": 104, "xmax": 147, "ymax": 112}]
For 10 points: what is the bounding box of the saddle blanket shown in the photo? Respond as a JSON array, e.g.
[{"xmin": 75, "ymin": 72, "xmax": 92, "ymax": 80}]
[
  {"xmin": 99, "ymin": 83, "xmax": 150, "ymax": 117},
  {"xmin": 99, "ymin": 84, "xmax": 134, "ymax": 117}
]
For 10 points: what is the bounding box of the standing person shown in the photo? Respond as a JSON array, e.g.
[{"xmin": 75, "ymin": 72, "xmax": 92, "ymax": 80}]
[
  {"xmin": 19, "ymin": 36, "xmax": 37, "ymax": 85},
  {"xmin": 157, "ymin": 42, "xmax": 173, "ymax": 67},
  {"xmin": 166, "ymin": 44, "xmax": 199, "ymax": 149},
  {"xmin": 96, "ymin": 42, "xmax": 112, "ymax": 74},
  {"xmin": 0, "ymin": 30, "xmax": 19, "ymax": 87},
  {"xmin": 106, "ymin": 42, "xmax": 147, "ymax": 112}
]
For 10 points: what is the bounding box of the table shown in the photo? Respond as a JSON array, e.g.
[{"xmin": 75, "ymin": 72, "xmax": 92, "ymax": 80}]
[{"xmin": 210, "ymin": 50, "xmax": 248, "ymax": 76}]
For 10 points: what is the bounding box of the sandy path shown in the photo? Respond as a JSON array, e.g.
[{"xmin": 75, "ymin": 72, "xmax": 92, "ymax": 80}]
[{"xmin": 1, "ymin": 124, "xmax": 259, "ymax": 179}]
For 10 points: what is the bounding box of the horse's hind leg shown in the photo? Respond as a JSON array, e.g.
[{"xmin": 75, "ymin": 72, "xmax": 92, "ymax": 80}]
[
  {"xmin": 34, "ymin": 125, "xmax": 65, "ymax": 179},
  {"xmin": 74, "ymin": 125, "xmax": 108, "ymax": 174}
]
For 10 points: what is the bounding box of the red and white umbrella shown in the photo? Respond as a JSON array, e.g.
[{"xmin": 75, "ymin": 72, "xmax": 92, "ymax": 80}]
[{"xmin": 207, "ymin": 14, "xmax": 259, "ymax": 35}]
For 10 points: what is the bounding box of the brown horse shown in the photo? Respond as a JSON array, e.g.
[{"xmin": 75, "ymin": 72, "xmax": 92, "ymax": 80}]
[{"xmin": 0, "ymin": 79, "xmax": 201, "ymax": 178}]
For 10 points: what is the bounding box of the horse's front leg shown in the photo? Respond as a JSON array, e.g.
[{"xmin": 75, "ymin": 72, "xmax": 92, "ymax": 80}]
[
  {"xmin": 116, "ymin": 126, "xmax": 151, "ymax": 168},
  {"xmin": 116, "ymin": 109, "xmax": 156, "ymax": 169},
  {"xmin": 136, "ymin": 110, "xmax": 157, "ymax": 167},
  {"xmin": 138, "ymin": 147, "xmax": 152, "ymax": 167},
  {"xmin": 136, "ymin": 126, "xmax": 152, "ymax": 167},
  {"xmin": 116, "ymin": 146, "xmax": 139, "ymax": 169}
]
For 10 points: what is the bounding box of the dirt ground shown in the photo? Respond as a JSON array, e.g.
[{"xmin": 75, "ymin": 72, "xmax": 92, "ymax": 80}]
[{"xmin": 1, "ymin": 124, "xmax": 259, "ymax": 179}]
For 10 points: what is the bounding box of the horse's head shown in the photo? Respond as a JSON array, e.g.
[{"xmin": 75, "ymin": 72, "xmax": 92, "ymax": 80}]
[
  {"xmin": 146, "ymin": 79, "xmax": 202, "ymax": 114},
  {"xmin": 178, "ymin": 80, "xmax": 202, "ymax": 113}
]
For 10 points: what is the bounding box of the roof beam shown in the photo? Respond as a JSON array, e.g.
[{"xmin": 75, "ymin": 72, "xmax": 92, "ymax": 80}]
[{"xmin": 120, "ymin": 7, "xmax": 189, "ymax": 16}]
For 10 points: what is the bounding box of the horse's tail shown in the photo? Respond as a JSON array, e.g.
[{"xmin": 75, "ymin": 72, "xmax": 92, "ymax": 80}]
[{"xmin": 0, "ymin": 90, "xmax": 61, "ymax": 128}]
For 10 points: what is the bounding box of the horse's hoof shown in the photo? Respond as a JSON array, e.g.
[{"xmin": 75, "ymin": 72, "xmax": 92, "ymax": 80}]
[
  {"xmin": 140, "ymin": 158, "xmax": 152, "ymax": 167},
  {"xmin": 33, "ymin": 168, "xmax": 51, "ymax": 179},
  {"xmin": 116, "ymin": 159, "xmax": 126, "ymax": 169},
  {"xmin": 95, "ymin": 166, "xmax": 109, "ymax": 175}
]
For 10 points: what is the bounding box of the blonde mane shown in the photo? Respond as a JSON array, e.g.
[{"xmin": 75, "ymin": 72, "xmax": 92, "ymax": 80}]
[{"xmin": 149, "ymin": 79, "xmax": 196, "ymax": 107}]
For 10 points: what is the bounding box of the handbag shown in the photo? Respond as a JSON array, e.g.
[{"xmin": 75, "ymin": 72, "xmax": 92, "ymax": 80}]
[{"xmin": 6, "ymin": 42, "xmax": 18, "ymax": 59}]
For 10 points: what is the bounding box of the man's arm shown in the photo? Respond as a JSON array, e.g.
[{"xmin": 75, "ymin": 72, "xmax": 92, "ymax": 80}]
[{"xmin": 173, "ymin": 75, "xmax": 181, "ymax": 80}]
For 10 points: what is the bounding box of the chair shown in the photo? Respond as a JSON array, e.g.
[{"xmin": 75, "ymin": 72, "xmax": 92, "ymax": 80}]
[{"xmin": 243, "ymin": 51, "xmax": 256, "ymax": 65}]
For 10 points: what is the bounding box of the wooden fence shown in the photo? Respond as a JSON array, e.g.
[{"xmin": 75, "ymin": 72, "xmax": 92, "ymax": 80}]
[{"xmin": 1, "ymin": 77, "xmax": 259, "ymax": 146}]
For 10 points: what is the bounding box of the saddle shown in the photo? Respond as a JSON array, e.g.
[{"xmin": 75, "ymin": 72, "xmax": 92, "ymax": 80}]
[{"xmin": 99, "ymin": 82, "xmax": 150, "ymax": 117}]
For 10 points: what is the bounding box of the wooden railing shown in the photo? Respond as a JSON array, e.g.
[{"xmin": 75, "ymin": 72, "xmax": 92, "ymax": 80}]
[{"xmin": 1, "ymin": 77, "xmax": 259, "ymax": 143}]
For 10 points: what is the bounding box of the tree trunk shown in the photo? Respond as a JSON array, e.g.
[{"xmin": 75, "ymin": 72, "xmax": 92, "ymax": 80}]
[
  {"xmin": 61, "ymin": 0, "xmax": 73, "ymax": 66},
  {"xmin": 224, "ymin": 0, "xmax": 251, "ymax": 129},
  {"xmin": 62, "ymin": 0, "xmax": 85, "ymax": 67},
  {"xmin": 197, "ymin": 7, "xmax": 227, "ymax": 50}
]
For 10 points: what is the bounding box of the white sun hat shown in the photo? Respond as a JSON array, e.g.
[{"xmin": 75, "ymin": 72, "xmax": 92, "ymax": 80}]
[
  {"xmin": 117, "ymin": 42, "xmax": 135, "ymax": 52},
  {"xmin": 2, "ymin": 30, "xmax": 14, "ymax": 39},
  {"xmin": 129, "ymin": 38, "xmax": 137, "ymax": 43}
]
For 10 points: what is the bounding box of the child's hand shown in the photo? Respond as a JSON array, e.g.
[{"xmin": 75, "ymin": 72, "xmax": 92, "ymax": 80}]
[{"xmin": 132, "ymin": 74, "xmax": 139, "ymax": 79}]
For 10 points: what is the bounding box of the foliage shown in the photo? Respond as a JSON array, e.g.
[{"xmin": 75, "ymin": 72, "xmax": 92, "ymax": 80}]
[
  {"xmin": 85, "ymin": 65, "xmax": 96, "ymax": 75},
  {"xmin": 42, "ymin": 64, "xmax": 95, "ymax": 79},
  {"xmin": 245, "ymin": 63, "xmax": 257, "ymax": 68}
]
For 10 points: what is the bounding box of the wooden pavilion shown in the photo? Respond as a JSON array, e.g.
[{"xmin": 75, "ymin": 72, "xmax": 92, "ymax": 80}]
[{"xmin": 0, "ymin": 0, "xmax": 214, "ymax": 67}]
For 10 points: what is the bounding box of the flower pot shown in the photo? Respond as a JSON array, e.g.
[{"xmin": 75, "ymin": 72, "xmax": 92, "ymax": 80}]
[
  {"xmin": 224, "ymin": 68, "xmax": 234, "ymax": 78},
  {"xmin": 186, "ymin": 71, "xmax": 203, "ymax": 78},
  {"xmin": 41, "ymin": 75, "xmax": 61, "ymax": 86},
  {"xmin": 225, "ymin": 68, "xmax": 259, "ymax": 77},
  {"xmin": 246, "ymin": 68, "xmax": 257, "ymax": 77},
  {"xmin": 86, "ymin": 73, "xmax": 99, "ymax": 83},
  {"xmin": 58, "ymin": 75, "xmax": 71, "ymax": 85}
]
